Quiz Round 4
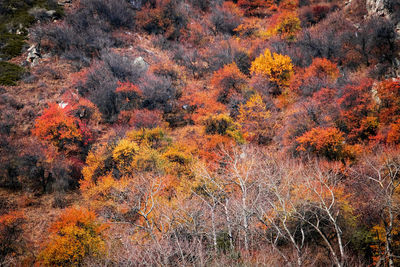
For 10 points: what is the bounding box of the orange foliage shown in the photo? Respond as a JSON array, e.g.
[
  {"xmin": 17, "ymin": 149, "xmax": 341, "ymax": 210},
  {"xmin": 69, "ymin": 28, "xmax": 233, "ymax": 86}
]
[
  {"xmin": 39, "ymin": 207, "xmax": 107, "ymax": 266},
  {"xmin": 0, "ymin": 211, "xmax": 25, "ymax": 259},
  {"xmin": 115, "ymin": 81, "xmax": 142, "ymax": 95},
  {"xmin": 267, "ymin": 11, "xmax": 301, "ymax": 41},
  {"xmin": 211, "ymin": 62, "xmax": 247, "ymax": 104},
  {"xmin": 33, "ymin": 104, "xmax": 84, "ymax": 151},
  {"xmin": 304, "ymin": 58, "xmax": 340, "ymax": 81},
  {"xmin": 296, "ymin": 127, "xmax": 355, "ymax": 161},
  {"xmin": 237, "ymin": 0, "xmax": 277, "ymax": 17},
  {"xmin": 290, "ymin": 58, "xmax": 340, "ymax": 96}
]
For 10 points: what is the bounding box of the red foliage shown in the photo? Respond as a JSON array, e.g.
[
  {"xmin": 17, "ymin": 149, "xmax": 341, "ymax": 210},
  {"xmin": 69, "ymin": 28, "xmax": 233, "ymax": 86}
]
[
  {"xmin": 338, "ymin": 79, "xmax": 378, "ymax": 142},
  {"xmin": 33, "ymin": 104, "xmax": 93, "ymax": 155},
  {"xmin": 290, "ymin": 58, "xmax": 339, "ymax": 96},
  {"xmin": 115, "ymin": 81, "xmax": 142, "ymax": 95},
  {"xmin": 377, "ymin": 79, "xmax": 400, "ymax": 125},
  {"xmin": 387, "ymin": 118, "xmax": 400, "ymax": 145}
]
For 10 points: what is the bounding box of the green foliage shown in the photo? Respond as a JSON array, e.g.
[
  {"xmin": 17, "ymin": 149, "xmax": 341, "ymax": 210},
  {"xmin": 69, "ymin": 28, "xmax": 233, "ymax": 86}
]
[
  {"xmin": 0, "ymin": 0, "xmax": 63, "ymax": 60},
  {"xmin": 0, "ymin": 62, "xmax": 24, "ymax": 86}
]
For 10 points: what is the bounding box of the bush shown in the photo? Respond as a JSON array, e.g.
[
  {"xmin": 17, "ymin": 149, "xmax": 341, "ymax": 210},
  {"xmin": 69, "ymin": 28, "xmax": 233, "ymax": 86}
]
[
  {"xmin": 211, "ymin": 63, "xmax": 247, "ymax": 104},
  {"xmin": 204, "ymin": 114, "xmax": 243, "ymax": 143},
  {"xmin": 140, "ymin": 74, "xmax": 179, "ymax": 112},
  {"xmin": 250, "ymin": 48, "xmax": 293, "ymax": 94},
  {"xmin": 0, "ymin": 211, "xmax": 25, "ymax": 263},
  {"xmin": 136, "ymin": 0, "xmax": 189, "ymax": 40},
  {"xmin": 296, "ymin": 127, "xmax": 347, "ymax": 161},
  {"xmin": 32, "ymin": 0, "xmax": 135, "ymax": 65},
  {"xmin": 0, "ymin": 62, "xmax": 24, "ymax": 86},
  {"xmin": 80, "ymin": 52, "xmax": 146, "ymax": 121},
  {"xmin": 82, "ymin": 0, "xmax": 135, "ymax": 29},
  {"xmin": 39, "ymin": 207, "xmax": 107, "ymax": 266},
  {"xmin": 210, "ymin": 2, "xmax": 243, "ymax": 35}
]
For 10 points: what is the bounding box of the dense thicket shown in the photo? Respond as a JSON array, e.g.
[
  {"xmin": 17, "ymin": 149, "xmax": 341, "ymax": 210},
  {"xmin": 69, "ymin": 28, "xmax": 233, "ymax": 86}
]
[{"xmin": 1, "ymin": 0, "xmax": 400, "ymax": 265}]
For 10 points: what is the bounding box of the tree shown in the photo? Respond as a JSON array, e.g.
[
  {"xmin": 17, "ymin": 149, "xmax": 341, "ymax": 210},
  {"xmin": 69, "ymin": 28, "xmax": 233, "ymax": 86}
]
[
  {"xmin": 377, "ymin": 79, "xmax": 400, "ymax": 125},
  {"xmin": 250, "ymin": 48, "xmax": 293, "ymax": 94},
  {"xmin": 352, "ymin": 151, "xmax": 400, "ymax": 267},
  {"xmin": 39, "ymin": 207, "xmax": 107, "ymax": 266},
  {"xmin": 211, "ymin": 63, "xmax": 247, "ymax": 104},
  {"xmin": 268, "ymin": 11, "xmax": 301, "ymax": 41},
  {"xmin": 296, "ymin": 127, "xmax": 354, "ymax": 161},
  {"xmin": 338, "ymin": 79, "xmax": 378, "ymax": 143},
  {"xmin": 238, "ymin": 93, "xmax": 272, "ymax": 144},
  {"xmin": 204, "ymin": 114, "xmax": 244, "ymax": 144},
  {"xmin": 291, "ymin": 57, "xmax": 339, "ymax": 97}
]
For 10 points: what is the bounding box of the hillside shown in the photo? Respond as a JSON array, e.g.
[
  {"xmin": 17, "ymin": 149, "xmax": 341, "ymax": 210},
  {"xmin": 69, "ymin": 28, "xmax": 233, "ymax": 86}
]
[{"xmin": 1, "ymin": 0, "xmax": 400, "ymax": 266}]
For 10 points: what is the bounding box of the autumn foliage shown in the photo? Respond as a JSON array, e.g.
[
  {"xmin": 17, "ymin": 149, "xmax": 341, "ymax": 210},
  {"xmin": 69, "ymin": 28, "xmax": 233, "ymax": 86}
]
[
  {"xmin": 250, "ymin": 48, "xmax": 294, "ymax": 93},
  {"xmin": 4, "ymin": 0, "xmax": 400, "ymax": 265},
  {"xmin": 39, "ymin": 207, "xmax": 106, "ymax": 266},
  {"xmin": 211, "ymin": 62, "xmax": 247, "ymax": 104},
  {"xmin": 296, "ymin": 127, "xmax": 354, "ymax": 161}
]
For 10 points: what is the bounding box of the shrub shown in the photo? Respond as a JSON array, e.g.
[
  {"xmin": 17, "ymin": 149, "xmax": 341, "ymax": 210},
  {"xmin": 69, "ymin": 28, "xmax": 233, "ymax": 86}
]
[
  {"xmin": 238, "ymin": 93, "xmax": 271, "ymax": 144},
  {"xmin": 268, "ymin": 11, "xmax": 301, "ymax": 41},
  {"xmin": 377, "ymin": 80, "xmax": 400, "ymax": 125},
  {"xmin": 0, "ymin": 211, "xmax": 25, "ymax": 263},
  {"xmin": 211, "ymin": 63, "xmax": 247, "ymax": 104},
  {"xmin": 204, "ymin": 114, "xmax": 244, "ymax": 143},
  {"xmin": 237, "ymin": 0, "xmax": 276, "ymax": 17},
  {"xmin": 291, "ymin": 58, "xmax": 340, "ymax": 96},
  {"xmin": 32, "ymin": 0, "xmax": 135, "ymax": 65},
  {"xmin": 136, "ymin": 0, "xmax": 189, "ymax": 40},
  {"xmin": 39, "ymin": 207, "xmax": 107, "ymax": 266},
  {"xmin": 296, "ymin": 127, "xmax": 347, "ymax": 160},
  {"xmin": 210, "ymin": 2, "xmax": 243, "ymax": 35},
  {"xmin": 119, "ymin": 109, "xmax": 163, "ymax": 129},
  {"xmin": 0, "ymin": 62, "xmax": 24, "ymax": 86},
  {"xmin": 140, "ymin": 74, "xmax": 178, "ymax": 112},
  {"xmin": 32, "ymin": 104, "xmax": 84, "ymax": 152},
  {"xmin": 82, "ymin": 0, "xmax": 135, "ymax": 29}
]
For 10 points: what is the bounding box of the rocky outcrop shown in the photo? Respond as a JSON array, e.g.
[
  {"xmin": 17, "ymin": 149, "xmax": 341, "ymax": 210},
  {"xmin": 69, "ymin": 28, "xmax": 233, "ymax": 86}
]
[
  {"xmin": 367, "ymin": 0, "xmax": 400, "ymax": 77},
  {"xmin": 133, "ymin": 56, "xmax": 149, "ymax": 72},
  {"xmin": 366, "ymin": 0, "xmax": 391, "ymax": 17},
  {"xmin": 26, "ymin": 45, "xmax": 41, "ymax": 67}
]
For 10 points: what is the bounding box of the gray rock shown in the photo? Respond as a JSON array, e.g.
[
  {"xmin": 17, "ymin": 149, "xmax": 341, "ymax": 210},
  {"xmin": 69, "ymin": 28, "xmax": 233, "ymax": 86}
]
[
  {"xmin": 366, "ymin": 0, "xmax": 393, "ymax": 18},
  {"xmin": 133, "ymin": 56, "xmax": 149, "ymax": 72},
  {"xmin": 26, "ymin": 44, "xmax": 41, "ymax": 67}
]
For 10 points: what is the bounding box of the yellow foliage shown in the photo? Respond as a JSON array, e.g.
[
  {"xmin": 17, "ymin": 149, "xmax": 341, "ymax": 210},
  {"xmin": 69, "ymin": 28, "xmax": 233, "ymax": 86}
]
[
  {"xmin": 264, "ymin": 12, "xmax": 301, "ymax": 41},
  {"xmin": 238, "ymin": 93, "xmax": 271, "ymax": 143},
  {"xmin": 250, "ymin": 48, "xmax": 294, "ymax": 88},
  {"xmin": 39, "ymin": 207, "xmax": 107, "ymax": 266},
  {"xmin": 112, "ymin": 139, "xmax": 139, "ymax": 170}
]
